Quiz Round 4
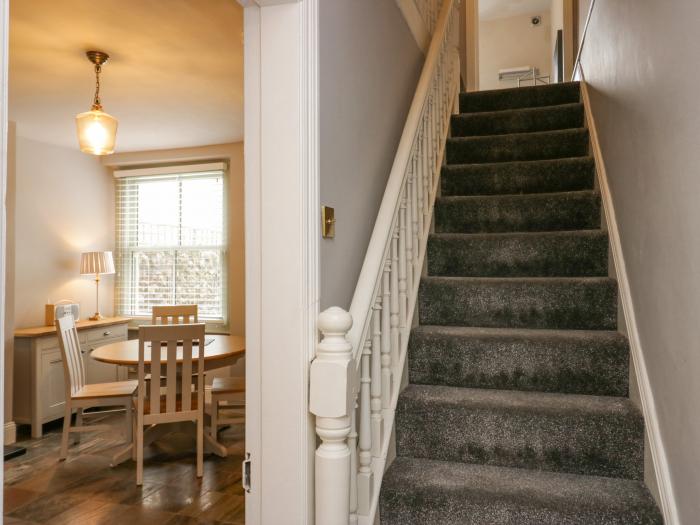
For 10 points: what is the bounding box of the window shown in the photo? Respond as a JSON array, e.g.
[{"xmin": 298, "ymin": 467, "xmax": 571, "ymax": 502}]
[{"xmin": 115, "ymin": 163, "xmax": 227, "ymax": 321}]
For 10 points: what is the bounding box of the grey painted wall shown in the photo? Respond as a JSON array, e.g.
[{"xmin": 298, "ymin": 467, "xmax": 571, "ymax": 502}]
[
  {"xmin": 580, "ymin": 1, "xmax": 700, "ymax": 521},
  {"xmin": 319, "ymin": 0, "xmax": 423, "ymax": 309}
]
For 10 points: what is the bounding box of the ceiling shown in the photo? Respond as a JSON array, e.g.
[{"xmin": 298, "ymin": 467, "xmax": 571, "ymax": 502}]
[
  {"xmin": 9, "ymin": 0, "xmax": 243, "ymax": 152},
  {"xmin": 480, "ymin": 0, "xmax": 551, "ymax": 21}
]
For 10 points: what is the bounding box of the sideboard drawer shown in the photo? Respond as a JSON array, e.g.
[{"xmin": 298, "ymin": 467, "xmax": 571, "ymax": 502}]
[{"xmin": 86, "ymin": 324, "xmax": 127, "ymax": 343}]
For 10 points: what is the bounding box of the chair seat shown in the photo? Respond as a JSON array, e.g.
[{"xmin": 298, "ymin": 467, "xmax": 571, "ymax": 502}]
[
  {"xmin": 212, "ymin": 376, "xmax": 246, "ymax": 394},
  {"xmin": 140, "ymin": 392, "xmax": 200, "ymax": 415},
  {"xmin": 71, "ymin": 380, "xmax": 138, "ymax": 400}
]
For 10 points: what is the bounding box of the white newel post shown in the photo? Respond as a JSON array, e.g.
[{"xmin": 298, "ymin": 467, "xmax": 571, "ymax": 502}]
[{"xmin": 310, "ymin": 307, "xmax": 355, "ymax": 525}]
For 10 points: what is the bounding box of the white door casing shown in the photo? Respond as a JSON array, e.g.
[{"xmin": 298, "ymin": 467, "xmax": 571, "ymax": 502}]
[{"xmin": 239, "ymin": 0, "xmax": 319, "ymax": 524}]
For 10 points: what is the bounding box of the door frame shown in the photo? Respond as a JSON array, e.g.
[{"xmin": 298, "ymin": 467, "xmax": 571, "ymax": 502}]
[
  {"xmin": 0, "ymin": 0, "xmax": 8, "ymax": 513},
  {"xmin": 239, "ymin": 1, "xmax": 319, "ymax": 524}
]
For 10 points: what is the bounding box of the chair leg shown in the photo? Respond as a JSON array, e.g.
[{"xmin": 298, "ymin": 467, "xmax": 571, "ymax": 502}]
[
  {"xmin": 197, "ymin": 414, "xmax": 204, "ymax": 478},
  {"xmin": 125, "ymin": 401, "xmax": 133, "ymax": 445},
  {"xmin": 60, "ymin": 402, "xmax": 72, "ymax": 460},
  {"xmin": 136, "ymin": 416, "xmax": 144, "ymax": 485},
  {"xmin": 74, "ymin": 408, "xmax": 83, "ymax": 444},
  {"xmin": 210, "ymin": 396, "xmax": 219, "ymax": 440}
]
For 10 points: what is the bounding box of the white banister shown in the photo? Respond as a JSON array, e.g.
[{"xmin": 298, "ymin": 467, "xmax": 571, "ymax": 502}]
[{"xmin": 310, "ymin": 0, "xmax": 461, "ymax": 522}]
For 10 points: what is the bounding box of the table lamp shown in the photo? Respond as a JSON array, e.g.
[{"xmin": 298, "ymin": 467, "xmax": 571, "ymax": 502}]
[{"xmin": 80, "ymin": 251, "xmax": 115, "ymax": 321}]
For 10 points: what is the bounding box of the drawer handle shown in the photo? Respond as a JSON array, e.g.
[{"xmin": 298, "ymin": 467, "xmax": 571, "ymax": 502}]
[
  {"xmin": 103, "ymin": 331, "xmax": 112, "ymax": 337},
  {"xmin": 50, "ymin": 358, "xmax": 62, "ymax": 365}
]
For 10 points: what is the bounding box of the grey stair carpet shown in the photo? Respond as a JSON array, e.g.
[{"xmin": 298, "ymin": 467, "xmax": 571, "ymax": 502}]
[
  {"xmin": 381, "ymin": 458, "xmax": 662, "ymax": 525},
  {"xmin": 395, "ymin": 384, "xmax": 643, "ymax": 479},
  {"xmin": 447, "ymin": 129, "xmax": 590, "ymax": 164},
  {"xmin": 427, "ymin": 230, "xmax": 609, "ymax": 277},
  {"xmin": 408, "ymin": 326, "xmax": 630, "ymax": 396},
  {"xmin": 435, "ymin": 191, "xmax": 601, "ymax": 233},
  {"xmin": 380, "ymin": 82, "xmax": 662, "ymax": 524},
  {"xmin": 451, "ymin": 103, "xmax": 584, "ymax": 137},
  {"xmin": 419, "ymin": 276, "xmax": 618, "ymax": 330},
  {"xmin": 441, "ymin": 157, "xmax": 595, "ymax": 196}
]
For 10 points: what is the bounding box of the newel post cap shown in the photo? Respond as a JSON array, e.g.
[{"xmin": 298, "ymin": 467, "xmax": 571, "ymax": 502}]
[{"xmin": 318, "ymin": 307, "xmax": 353, "ymax": 336}]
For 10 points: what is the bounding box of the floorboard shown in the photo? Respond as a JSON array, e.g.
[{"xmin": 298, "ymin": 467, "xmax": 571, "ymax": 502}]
[{"xmin": 4, "ymin": 413, "xmax": 245, "ymax": 525}]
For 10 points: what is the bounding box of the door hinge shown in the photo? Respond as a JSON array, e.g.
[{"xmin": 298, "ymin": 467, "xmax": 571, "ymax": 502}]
[{"xmin": 242, "ymin": 452, "xmax": 252, "ymax": 493}]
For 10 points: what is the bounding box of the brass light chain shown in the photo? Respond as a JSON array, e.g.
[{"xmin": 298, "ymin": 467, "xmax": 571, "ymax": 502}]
[{"xmin": 92, "ymin": 63, "xmax": 103, "ymax": 111}]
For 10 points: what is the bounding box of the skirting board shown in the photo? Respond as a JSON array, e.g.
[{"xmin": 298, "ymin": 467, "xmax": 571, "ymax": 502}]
[
  {"xmin": 4, "ymin": 421, "xmax": 17, "ymax": 445},
  {"xmin": 579, "ymin": 73, "xmax": 679, "ymax": 525}
]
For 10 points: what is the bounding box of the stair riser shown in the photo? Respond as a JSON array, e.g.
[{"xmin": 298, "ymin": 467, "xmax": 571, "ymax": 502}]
[
  {"xmin": 447, "ymin": 130, "xmax": 589, "ymax": 165},
  {"xmin": 452, "ymin": 104, "xmax": 584, "ymax": 137},
  {"xmin": 435, "ymin": 192, "xmax": 601, "ymax": 234},
  {"xmin": 395, "ymin": 398, "xmax": 644, "ymax": 479},
  {"xmin": 419, "ymin": 278, "xmax": 618, "ymax": 330},
  {"xmin": 460, "ymin": 83, "xmax": 581, "ymax": 113},
  {"xmin": 408, "ymin": 330, "xmax": 629, "ymax": 396},
  {"xmin": 428, "ymin": 232, "xmax": 609, "ymax": 278},
  {"xmin": 441, "ymin": 158, "xmax": 595, "ymax": 196}
]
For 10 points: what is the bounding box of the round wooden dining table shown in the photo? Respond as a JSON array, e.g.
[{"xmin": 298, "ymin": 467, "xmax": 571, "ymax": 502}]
[
  {"xmin": 91, "ymin": 334, "xmax": 245, "ymax": 371},
  {"xmin": 91, "ymin": 333, "xmax": 245, "ymax": 464}
]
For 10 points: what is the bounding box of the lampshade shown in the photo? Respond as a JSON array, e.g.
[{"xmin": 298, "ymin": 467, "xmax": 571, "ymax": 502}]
[
  {"xmin": 76, "ymin": 110, "xmax": 118, "ymax": 155},
  {"xmin": 80, "ymin": 251, "xmax": 115, "ymax": 275}
]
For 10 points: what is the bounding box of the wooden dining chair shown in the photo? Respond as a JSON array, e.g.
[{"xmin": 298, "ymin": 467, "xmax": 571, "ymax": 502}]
[
  {"xmin": 209, "ymin": 376, "xmax": 245, "ymax": 445},
  {"xmin": 151, "ymin": 304, "xmax": 198, "ymax": 325},
  {"xmin": 136, "ymin": 323, "xmax": 206, "ymax": 485},
  {"xmin": 55, "ymin": 315, "xmax": 137, "ymax": 461}
]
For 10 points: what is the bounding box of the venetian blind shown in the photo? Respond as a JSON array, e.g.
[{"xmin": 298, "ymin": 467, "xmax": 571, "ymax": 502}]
[{"xmin": 114, "ymin": 164, "xmax": 227, "ymax": 321}]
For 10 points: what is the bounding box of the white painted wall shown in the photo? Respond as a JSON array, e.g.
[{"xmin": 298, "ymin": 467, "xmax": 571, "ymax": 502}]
[
  {"xmin": 579, "ymin": 1, "xmax": 700, "ymax": 521},
  {"xmin": 319, "ymin": 0, "xmax": 423, "ymax": 309},
  {"xmin": 13, "ymin": 136, "xmax": 114, "ymax": 328},
  {"xmin": 479, "ymin": 12, "xmax": 551, "ymax": 90}
]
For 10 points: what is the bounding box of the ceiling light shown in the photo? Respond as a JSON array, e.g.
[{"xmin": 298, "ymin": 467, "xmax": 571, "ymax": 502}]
[{"xmin": 75, "ymin": 50, "xmax": 118, "ymax": 155}]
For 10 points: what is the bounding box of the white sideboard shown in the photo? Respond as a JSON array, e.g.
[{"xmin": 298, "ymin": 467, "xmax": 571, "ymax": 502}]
[{"xmin": 14, "ymin": 316, "xmax": 131, "ymax": 438}]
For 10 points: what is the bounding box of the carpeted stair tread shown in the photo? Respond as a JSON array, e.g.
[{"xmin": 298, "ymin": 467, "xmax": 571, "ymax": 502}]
[
  {"xmin": 427, "ymin": 230, "xmax": 608, "ymax": 277},
  {"xmin": 418, "ymin": 276, "xmax": 617, "ymax": 330},
  {"xmin": 380, "ymin": 457, "xmax": 662, "ymax": 525},
  {"xmin": 459, "ymin": 82, "xmax": 581, "ymax": 113},
  {"xmin": 435, "ymin": 190, "xmax": 601, "ymax": 234},
  {"xmin": 447, "ymin": 129, "xmax": 589, "ymax": 165},
  {"xmin": 408, "ymin": 326, "xmax": 629, "ymax": 396},
  {"xmin": 452, "ymin": 103, "xmax": 584, "ymax": 137},
  {"xmin": 395, "ymin": 384, "xmax": 643, "ymax": 479},
  {"xmin": 441, "ymin": 157, "xmax": 595, "ymax": 196}
]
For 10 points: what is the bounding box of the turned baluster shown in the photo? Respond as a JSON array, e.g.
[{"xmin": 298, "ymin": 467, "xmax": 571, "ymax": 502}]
[
  {"xmin": 381, "ymin": 261, "xmax": 392, "ymax": 408},
  {"xmin": 416, "ymin": 130, "xmax": 425, "ymax": 236},
  {"xmin": 348, "ymin": 399, "xmax": 358, "ymax": 525},
  {"xmin": 357, "ymin": 338, "xmax": 373, "ymax": 515},
  {"xmin": 411, "ymin": 159, "xmax": 420, "ymax": 281},
  {"xmin": 422, "ymin": 114, "xmax": 431, "ymax": 227},
  {"xmin": 398, "ymin": 198, "xmax": 408, "ymax": 345},
  {"xmin": 390, "ymin": 226, "xmax": 400, "ymax": 377},
  {"xmin": 370, "ymin": 298, "xmax": 383, "ymax": 458},
  {"xmin": 404, "ymin": 182, "xmax": 414, "ymax": 299}
]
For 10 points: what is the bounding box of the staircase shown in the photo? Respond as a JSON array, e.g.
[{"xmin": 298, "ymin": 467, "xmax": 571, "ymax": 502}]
[{"xmin": 379, "ymin": 83, "xmax": 663, "ymax": 524}]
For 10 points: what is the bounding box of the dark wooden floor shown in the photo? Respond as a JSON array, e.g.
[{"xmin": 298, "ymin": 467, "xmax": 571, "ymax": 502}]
[{"xmin": 4, "ymin": 414, "xmax": 245, "ymax": 525}]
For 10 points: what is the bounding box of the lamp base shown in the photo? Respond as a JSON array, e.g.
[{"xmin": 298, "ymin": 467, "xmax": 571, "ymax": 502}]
[{"xmin": 89, "ymin": 313, "xmax": 105, "ymax": 321}]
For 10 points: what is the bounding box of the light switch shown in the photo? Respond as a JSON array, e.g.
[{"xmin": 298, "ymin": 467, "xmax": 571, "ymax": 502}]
[{"xmin": 322, "ymin": 206, "xmax": 335, "ymax": 238}]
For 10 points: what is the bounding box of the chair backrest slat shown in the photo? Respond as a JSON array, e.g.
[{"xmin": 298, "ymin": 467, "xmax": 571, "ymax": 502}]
[
  {"xmin": 55, "ymin": 315, "xmax": 85, "ymax": 397},
  {"xmin": 151, "ymin": 305, "xmax": 198, "ymax": 326},
  {"xmin": 138, "ymin": 323, "xmax": 206, "ymax": 418}
]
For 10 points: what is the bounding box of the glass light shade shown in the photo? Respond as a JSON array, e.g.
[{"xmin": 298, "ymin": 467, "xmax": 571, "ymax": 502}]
[{"xmin": 75, "ymin": 109, "xmax": 118, "ymax": 155}]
